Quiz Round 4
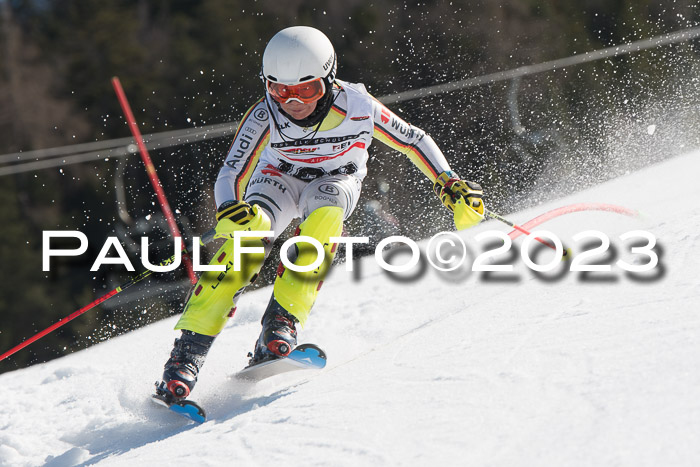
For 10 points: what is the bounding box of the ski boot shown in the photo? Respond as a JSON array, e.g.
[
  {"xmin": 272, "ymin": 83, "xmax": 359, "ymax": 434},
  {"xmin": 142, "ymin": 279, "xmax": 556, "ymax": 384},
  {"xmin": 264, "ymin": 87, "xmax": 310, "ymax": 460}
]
[
  {"xmin": 156, "ymin": 330, "xmax": 215, "ymax": 401},
  {"xmin": 249, "ymin": 298, "xmax": 298, "ymax": 366}
]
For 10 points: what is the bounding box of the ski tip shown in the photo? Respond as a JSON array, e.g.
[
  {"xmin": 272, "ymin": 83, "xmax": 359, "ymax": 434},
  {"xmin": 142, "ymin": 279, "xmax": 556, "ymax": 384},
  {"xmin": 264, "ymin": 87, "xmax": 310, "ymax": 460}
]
[
  {"xmin": 289, "ymin": 343, "xmax": 327, "ymax": 369},
  {"xmin": 152, "ymin": 393, "xmax": 206, "ymax": 424},
  {"xmin": 170, "ymin": 400, "xmax": 206, "ymax": 424}
]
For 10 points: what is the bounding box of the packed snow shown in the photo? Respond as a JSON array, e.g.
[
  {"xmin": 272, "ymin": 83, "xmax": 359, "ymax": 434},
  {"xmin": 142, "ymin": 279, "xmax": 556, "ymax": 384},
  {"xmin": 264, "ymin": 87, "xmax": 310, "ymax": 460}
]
[{"xmin": 1, "ymin": 150, "xmax": 699, "ymax": 466}]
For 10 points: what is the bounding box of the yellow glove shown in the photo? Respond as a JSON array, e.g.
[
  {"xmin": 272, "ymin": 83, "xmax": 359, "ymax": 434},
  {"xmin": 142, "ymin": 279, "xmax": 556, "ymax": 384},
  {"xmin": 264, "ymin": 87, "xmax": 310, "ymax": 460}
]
[
  {"xmin": 214, "ymin": 200, "xmax": 271, "ymax": 238},
  {"xmin": 433, "ymin": 171, "xmax": 485, "ymax": 230}
]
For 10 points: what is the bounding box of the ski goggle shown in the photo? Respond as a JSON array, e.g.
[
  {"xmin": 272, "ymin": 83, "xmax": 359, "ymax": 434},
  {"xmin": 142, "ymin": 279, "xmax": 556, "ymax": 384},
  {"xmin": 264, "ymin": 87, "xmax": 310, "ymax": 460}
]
[{"xmin": 266, "ymin": 78, "xmax": 325, "ymax": 104}]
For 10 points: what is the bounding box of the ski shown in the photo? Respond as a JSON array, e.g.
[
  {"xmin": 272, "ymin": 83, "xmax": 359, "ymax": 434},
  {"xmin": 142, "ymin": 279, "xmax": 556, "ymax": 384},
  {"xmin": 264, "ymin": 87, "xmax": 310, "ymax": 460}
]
[
  {"xmin": 235, "ymin": 343, "xmax": 327, "ymax": 382},
  {"xmin": 152, "ymin": 383, "xmax": 206, "ymax": 424},
  {"xmin": 151, "ymin": 344, "xmax": 325, "ymax": 423}
]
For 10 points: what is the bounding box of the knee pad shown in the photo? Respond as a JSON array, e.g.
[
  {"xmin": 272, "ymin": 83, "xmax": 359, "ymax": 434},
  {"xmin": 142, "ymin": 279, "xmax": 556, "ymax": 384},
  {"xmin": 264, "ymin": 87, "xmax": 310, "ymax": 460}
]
[{"xmin": 214, "ymin": 203, "xmax": 272, "ymax": 240}]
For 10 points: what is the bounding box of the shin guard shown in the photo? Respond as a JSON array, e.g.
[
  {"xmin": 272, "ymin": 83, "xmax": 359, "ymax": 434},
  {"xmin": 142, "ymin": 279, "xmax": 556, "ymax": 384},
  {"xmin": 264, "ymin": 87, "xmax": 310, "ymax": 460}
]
[
  {"xmin": 175, "ymin": 237, "xmax": 267, "ymax": 335},
  {"xmin": 272, "ymin": 206, "xmax": 344, "ymax": 326}
]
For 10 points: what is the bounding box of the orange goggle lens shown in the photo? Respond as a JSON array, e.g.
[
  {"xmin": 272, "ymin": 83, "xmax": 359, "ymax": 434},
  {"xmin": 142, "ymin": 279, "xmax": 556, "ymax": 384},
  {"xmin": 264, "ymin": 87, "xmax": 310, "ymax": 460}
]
[{"xmin": 266, "ymin": 78, "xmax": 325, "ymax": 104}]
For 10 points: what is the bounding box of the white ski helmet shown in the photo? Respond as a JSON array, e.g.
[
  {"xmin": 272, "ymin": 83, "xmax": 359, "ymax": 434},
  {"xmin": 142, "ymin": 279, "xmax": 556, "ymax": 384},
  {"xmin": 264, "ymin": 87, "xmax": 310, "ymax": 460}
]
[{"xmin": 261, "ymin": 26, "xmax": 337, "ymax": 86}]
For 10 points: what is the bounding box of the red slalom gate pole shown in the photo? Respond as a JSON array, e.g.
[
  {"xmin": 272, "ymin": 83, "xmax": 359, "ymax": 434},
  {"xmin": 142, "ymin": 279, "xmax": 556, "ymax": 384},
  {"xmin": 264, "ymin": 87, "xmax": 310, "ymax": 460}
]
[
  {"xmin": 111, "ymin": 76, "xmax": 197, "ymax": 285},
  {"xmin": 512, "ymin": 203, "xmax": 640, "ymax": 233},
  {"xmin": 0, "ymin": 289, "xmax": 121, "ymax": 363},
  {"xmin": 0, "ymin": 248, "xmax": 175, "ymax": 362},
  {"xmin": 0, "ymin": 228, "xmax": 217, "ymax": 363}
]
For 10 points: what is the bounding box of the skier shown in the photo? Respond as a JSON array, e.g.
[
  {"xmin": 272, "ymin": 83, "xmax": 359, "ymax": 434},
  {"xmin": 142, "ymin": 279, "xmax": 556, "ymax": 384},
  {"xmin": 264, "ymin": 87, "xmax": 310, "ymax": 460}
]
[{"xmin": 156, "ymin": 26, "xmax": 485, "ymax": 400}]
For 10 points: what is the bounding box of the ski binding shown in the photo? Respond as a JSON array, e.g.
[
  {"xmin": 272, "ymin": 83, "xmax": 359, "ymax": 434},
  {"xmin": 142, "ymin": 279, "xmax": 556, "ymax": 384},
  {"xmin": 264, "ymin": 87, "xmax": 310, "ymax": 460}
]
[{"xmin": 235, "ymin": 343, "xmax": 327, "ymax": 382}]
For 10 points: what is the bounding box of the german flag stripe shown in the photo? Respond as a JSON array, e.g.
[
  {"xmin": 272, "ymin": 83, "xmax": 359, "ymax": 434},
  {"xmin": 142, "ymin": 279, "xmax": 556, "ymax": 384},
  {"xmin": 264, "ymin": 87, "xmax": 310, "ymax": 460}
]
[
  {"xmin": 373, "ymin": 122, "xmax": 412, "ymax": 146},
  {"xmin": 318, "ymin": 104, "xmax": 347, "ymax": 131},
  {"xmin": 332, "ymin": 103, "xmax": 347, "ymax": 116},
  {"xmin": 234, "ymin": 129, "xmax": 270, "ymax": 199},
  {"xmin": 373, "ymin": 124, "xmax": 439, "ymax": 179}
]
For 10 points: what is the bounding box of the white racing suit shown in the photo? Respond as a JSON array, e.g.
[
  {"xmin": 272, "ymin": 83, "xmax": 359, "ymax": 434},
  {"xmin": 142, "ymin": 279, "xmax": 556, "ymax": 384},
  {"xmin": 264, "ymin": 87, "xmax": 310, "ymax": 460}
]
[{"xmin": 175, "ymin": 80, "xmax": 454, "ymax": 335}]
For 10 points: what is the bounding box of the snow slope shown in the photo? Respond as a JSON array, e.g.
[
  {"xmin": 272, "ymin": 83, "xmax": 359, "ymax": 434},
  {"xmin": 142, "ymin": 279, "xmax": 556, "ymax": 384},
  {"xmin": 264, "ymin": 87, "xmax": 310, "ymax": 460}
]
[{"xmin": 1, "ymin": 151, "xmax": 700, "ymax": 467}]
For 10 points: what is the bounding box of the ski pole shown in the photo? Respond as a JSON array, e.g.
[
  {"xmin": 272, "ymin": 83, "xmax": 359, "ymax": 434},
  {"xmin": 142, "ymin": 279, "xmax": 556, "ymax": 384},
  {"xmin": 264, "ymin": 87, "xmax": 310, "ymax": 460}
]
[
  {"xmin": 0, "ymin": 228, "xmax": 216, "ymax": 363},
  {"xmin": 485, "ymin": 209, "xmax": 571, "ymax": 258},
  {"xmin": 111, "ymin": 76, "xmax": 198, "ymax": 286}
]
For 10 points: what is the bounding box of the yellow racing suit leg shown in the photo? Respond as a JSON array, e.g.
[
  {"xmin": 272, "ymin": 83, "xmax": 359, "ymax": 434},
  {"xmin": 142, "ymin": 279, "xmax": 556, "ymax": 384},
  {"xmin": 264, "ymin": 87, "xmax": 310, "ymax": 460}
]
[
  {"xmin": 272, "ymin": 206, "xmax": 344, "ymax": 326},
  {"xmin": 174, "ymin": 236, "xmax": 267, "ymax": 336}
]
